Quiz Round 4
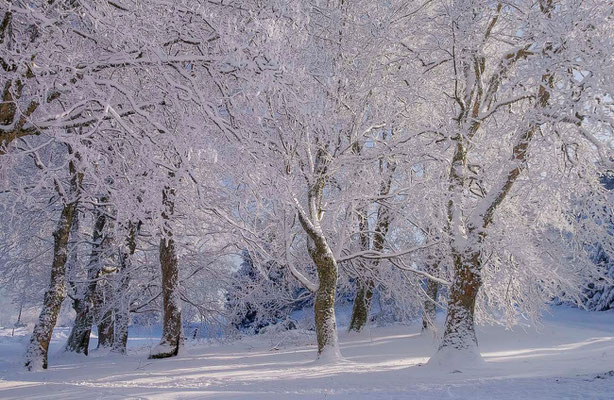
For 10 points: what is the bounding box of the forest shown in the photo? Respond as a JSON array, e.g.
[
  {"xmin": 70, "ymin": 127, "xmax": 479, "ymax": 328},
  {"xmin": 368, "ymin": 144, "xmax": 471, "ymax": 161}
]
[{"xmin": 0, "ymin": 0, "xmax": 613, "ymax": 398}]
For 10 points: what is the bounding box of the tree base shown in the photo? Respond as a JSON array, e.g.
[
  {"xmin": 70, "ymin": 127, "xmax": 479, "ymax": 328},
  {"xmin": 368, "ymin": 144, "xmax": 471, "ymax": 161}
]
[
  {"xmin": 426, "ymin": 344, "xmax": 485, "ymax": 372},
  {"xmin": 148, "ymin": 342, "xmax": 180, "ymax": 359}
]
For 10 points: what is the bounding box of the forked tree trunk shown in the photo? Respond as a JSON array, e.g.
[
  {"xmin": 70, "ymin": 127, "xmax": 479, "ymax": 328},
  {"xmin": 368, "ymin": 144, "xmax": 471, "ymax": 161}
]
[
  {"xmin": 65, "ymin": 202, "xmax": 107, "ymax": 355},
  {"xmin": 150, "ymin": 184, "xmax": 182, "ymax": 359},
  {"xmin": 24, "ymin": 201, "xmax": 78, "ymax": 371}
]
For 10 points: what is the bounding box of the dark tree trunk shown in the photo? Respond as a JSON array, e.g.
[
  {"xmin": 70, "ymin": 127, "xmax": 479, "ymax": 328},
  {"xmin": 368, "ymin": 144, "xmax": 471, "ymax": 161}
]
[
  {"xmin": 310, "ymin": 239, "xmax": 341, "ymax": 359},
  {"xmin": 422, "ymin": 279, "xmax": 439, "ymax": 332},
  {"xmin": 422, "ymin": 257, "xmax": 441, "ymax": 332},
  {"xmin": 111, "ymin": 274, "xmax": 130, "ymax": 354},
  {"xmin": 65, "ymin": 201, "xmax": 107, "ymax": 355},
  {"xmin": 149, "ymin": 236, "xmax": 182, "ymax": 358},
  {"xmin": 96, "ymin": 282, "xmax": 114, "ymax": 349},
  {"xmin": 24, "ymin": 201, "xmax": 78, "ymax": 370},
  {"xmin": 150, "ymin": 184, "xmax": 182, "ymax": 359},
  {"xmin": 25, "ymin": 160, "xmax": 81, "ymax": 371},
  {"xmin": 439, "ymin": 252, "xmax": 481, "ymax": 350},
  {"xmin": 349, "ymin": 279, "xmax": 374, "ymax": 332},
  {"xmin": 112, "ymin": 223, "xmax": 139, "ymax": 354},
  {"xmin": 348, "ymin": 155, "xmax": 395, "ymax": 332}
]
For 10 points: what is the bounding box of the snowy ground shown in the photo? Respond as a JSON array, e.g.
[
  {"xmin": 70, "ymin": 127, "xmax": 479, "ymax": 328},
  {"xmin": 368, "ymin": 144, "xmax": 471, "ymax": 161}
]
[{"xmin": 0, "ymin": 307, "xmax": 613, "ymax": 399}]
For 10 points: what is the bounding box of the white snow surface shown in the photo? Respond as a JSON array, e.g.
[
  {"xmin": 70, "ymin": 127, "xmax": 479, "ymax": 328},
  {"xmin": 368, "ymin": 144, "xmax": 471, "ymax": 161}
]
[{"xmin": 0, "ymin": 307, "xmax": 613, "ymax": 399}]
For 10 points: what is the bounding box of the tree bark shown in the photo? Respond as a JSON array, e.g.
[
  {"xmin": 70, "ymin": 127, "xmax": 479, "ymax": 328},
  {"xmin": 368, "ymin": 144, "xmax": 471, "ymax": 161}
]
[
  {"xmin": 309, "ymin": 238, "xmax": 341, "ymax": 359},
  {"xmin": 422, "ymin": 257, "xmax": 441, "ymax": 332},
  {"xmin": 111, "ymin": 270, "xmax": 130, "ymax": 354},
  {"xmin": 65, "ymin": 201, "xmax": 107, "ymax": 355},
  {"xmin": 24, "ymin": 200, "xmax": 78, "ymax": 370},
  {"xmin": 422, "ymin": 279, "xmax": 439, "ymax": 332},
  {"xmin": 96, "ymin": 283, "xmax": 114, "ymax": 349},
  {"xmin": 348, "ymin": 158, "xmax": 395, "ymax": 332},
  {"xmin": 439, "ymin": 251, "xmax": 481, "ymax": 350},
  {"xmin": 349, "ymin": 279, "xmax": 374, "ymax": 332},
  {"xmin": 150, "ymin": 184, "xmax": 182, "ymax": 359},
  {"xmin": 25, "ymin": 160, "xmax": 81, "ymax": 371}
]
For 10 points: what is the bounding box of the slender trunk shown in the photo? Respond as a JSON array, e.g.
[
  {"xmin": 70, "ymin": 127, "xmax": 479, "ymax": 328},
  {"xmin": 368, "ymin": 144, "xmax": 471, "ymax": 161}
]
[
  {"xmin": 149, "ymin": 235, "xmax": 182, "ymax": 358},
  {"xmin": 349, "ymin": 279, "xmax": 374, "ymax": 332},
  {"xmin": 150, "ymin": 184, "xmax": 182, "ymax": 359},
  {"xmin": 25, "ymin": 158, "xmax": 81, "ymax": 371},
  {"xmin": 111, "ymin": 270, "xmax": 130, "ymax": 354},
  {"xmin": 422, "ymin": 279, "xmax": 439, "ymax": 332},
  {"xmin": 24, "ymin": 201, "xmax": 78, "ymax": 370},
  {"xmin": 348, "ymin": 152, "xmax": 395, "ymax": 332},
  {"xmin": 112, "ymin": 223, "xmax": 139, "ymax": 354},
  {"xmin": 65, "ymin": 202, "xmax": 107, "ymax": 355},
  {"xmin": 96, "ymin": 282, "xmax": 114, "ymax": 349},
  {"xmin": 422, "ymin": 258, "xmax": 441, "ymax": 332}
]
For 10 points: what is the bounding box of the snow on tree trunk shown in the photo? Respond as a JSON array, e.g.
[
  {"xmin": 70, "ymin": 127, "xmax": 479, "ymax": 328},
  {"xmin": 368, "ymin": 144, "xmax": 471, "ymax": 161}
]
[
  {"xmin": 24, "ymin": 201, "xmax": 78, "ymax": 371},
  {"xmin": 150, "ymin": 185, "xmax": 182, "ymax": 359},
  {"xmin": 25, "ymin": 158, "xmax": 82, "ymax": 371},
  {"xmin": 112, "ymin": 223, "xmax": 139, "ymax": 354},
  {"xmin": 428, "ymin": 250, "xmax": 484, "ymax": 369},
  {"xmin": 96, "ymin": 294, "xmax": 114, "ymax": 350},
  {"xmin": 111, "ymin": 273, "xmax": 130, "ymax": 354},
  {"xmin": 65, "ymin": 201, "xmax": 107, "ymax": 355}
]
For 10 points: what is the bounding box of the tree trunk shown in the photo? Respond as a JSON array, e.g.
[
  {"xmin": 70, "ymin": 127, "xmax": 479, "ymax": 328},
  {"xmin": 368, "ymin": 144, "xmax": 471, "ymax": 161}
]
[
  {"xmin": 422, "ymin": 279, "xmax": 439, "ymax": 332},
  {"xmin": 349, "ymin": 279, "xmax": 374, "ymax": 332},
  {"xmin": 96, "ymin": 290, "xmax": 114, "ymax": 349},
  {"xmin": 439, "ymin": 252, "xmax": 481, "ymax": 350},
  {"xmin": 149, "ymin": 235, "xmax": 182, "ymax": 358},
  {"xmin": 24, "ymin": 201, "xmax": 78, "ymax": 371},
  {"xmin": 112, "ymin": 223, "xmax": 139, "ymax": 354},
  {"xmin": 422, "ymin": 257, "xmax": 441, "ymax": 332},
  {"xmin": 65, "ymin": 202, "xmax": 107, "ymax": 355},
  {"xmin": 348, "ymin": 154, "xmax": 395, "ymax": 332},
  {"xmin": 150, "ymin": 184, "xmax": 182, "ymax": 359},
  {"xmin": 111, "ymin": 268, "xmax": 131, "ymax": 354},
  {"xmin": 310, "ymin": 240, "xmax": 341, "ymax": 360}
]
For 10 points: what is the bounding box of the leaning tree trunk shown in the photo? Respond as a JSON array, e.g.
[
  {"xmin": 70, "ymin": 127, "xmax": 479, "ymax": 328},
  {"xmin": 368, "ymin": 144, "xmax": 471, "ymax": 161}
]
[
  {"xmin": 24, "ymin": 201, "xmax": 78, "ymax": 370},
  {"xmin": 309, "ymin": 239, "xmax": 341, "ymax": 360},
  {"xmin": 25, "ymin": 158, "xmax": 81, "ymax": 371},
  {"xmin": 150, "ymin": 184, "xmax": 182, "ymax": 359},
  {"xmin": 65, "ymin": 201, "xmax": 107, "ymax": 355}
]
